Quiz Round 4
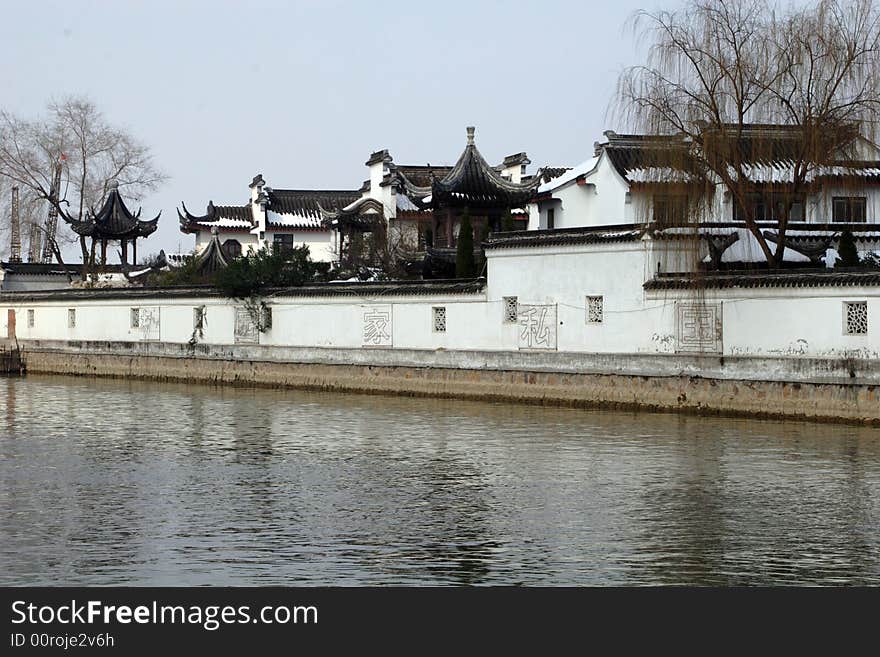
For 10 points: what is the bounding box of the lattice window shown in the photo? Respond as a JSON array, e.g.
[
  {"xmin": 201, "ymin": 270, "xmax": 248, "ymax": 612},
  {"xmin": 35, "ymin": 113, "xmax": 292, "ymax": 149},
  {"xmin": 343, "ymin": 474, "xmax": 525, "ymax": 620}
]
[
  {"xmin": 503, "ymin": 296, "xmax": 518, "ymax": 323},
  {"xmin": 67, "ymin": 309, "xmax": 76, "ymax": 329},
  {"xmin": 27, "ymin": 309, "xmax": 34, "ymax": 328},
  {"xmin": 130, "ymin": 307, "xmax": 140, "ymax": 329},
  {"xmin": 193, "ymin": 306, "xmax": 205, "ymax": 330},
  {"xmin": 844, "ymin": 301, "xmax": 868, "ymax": 335},
  {"xmin": 586, "ymin": 295, "xmax": 603, "ymax": 323},
  {"xmin": 433, "ymin": 306, "xmax": 447, "ymax": 333}
]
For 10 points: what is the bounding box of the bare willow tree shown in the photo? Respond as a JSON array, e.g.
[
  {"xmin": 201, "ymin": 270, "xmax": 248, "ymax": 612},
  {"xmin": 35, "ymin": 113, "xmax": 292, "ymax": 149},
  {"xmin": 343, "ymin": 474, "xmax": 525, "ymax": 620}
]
[
  {"xmin": 0, "ymin": 96, "xmax": 166, "ymax": 272},
  {"xmin": 615, "ymin": 0, "xmax": 880, "ymax": 267}
]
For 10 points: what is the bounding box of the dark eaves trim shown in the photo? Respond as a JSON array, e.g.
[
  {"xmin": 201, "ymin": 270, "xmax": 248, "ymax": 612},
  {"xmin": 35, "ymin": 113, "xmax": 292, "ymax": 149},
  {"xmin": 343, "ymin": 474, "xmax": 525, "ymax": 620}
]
[
  {"xmin": 644, "ymin": 270, "xmax": 880, "ymax": 290},
  {"xmin": 0, "ymin": 279, "xmax": 487, "ymax": 303},
  {"xmin": 485, "ymin": 224, "xmax": 644, "ymax": 249}
]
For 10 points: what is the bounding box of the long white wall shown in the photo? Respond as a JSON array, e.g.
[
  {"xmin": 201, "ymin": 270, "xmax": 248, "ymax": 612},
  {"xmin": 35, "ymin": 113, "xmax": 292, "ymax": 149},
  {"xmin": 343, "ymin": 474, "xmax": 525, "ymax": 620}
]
[{"xmin": 3, "ymin": 240, "xmax": 878, "ymax": 362}]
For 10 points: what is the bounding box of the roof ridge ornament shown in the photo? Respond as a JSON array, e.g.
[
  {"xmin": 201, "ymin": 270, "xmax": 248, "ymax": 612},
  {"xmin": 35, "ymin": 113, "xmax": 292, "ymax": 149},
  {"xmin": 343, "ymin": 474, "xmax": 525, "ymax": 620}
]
[{"xmin": 467, "ymin": 126, "xmax": 475, "ymax": 146}]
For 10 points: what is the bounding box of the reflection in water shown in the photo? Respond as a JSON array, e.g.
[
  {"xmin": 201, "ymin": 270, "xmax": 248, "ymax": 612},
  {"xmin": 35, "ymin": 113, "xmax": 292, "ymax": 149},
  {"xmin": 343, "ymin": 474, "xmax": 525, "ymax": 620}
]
[{"xmin": 1, "ymin": 374, "xmax": 879, "ymax": 585}]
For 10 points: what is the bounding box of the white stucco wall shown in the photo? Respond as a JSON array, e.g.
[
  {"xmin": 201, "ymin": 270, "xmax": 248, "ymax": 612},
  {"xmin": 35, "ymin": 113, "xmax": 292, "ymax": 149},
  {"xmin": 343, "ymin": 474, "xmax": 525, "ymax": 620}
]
[
  {"xmin": 3, "ymin": 240, "xmax": 879, "ymax": 360},
  {"xmin": 532, "ymin": 145, "xmax": 880, "ymax": 229},
  {"xmin": 532, "ymin": 153, "xmax": 633, "ymax": 230},
  {"xmin": 194, "ymin": 230, "xmax": 258, "ymax": 255},
  {"xmin": 648, "ymin": 287, "xmax": 880, "ymax": 359},
  {"xmin": 264, "ymin": 230, "xmax": 335, "ymax": 262}
]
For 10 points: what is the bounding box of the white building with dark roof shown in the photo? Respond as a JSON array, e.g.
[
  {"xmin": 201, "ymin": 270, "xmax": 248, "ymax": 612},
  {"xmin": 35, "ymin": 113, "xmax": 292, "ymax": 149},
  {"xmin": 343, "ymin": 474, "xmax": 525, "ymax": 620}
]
[
  {"xmin": 529, "ymin": 126, "xmax": 880, "ymax": 267},
  {"xmin": 322, "ymin": 127, "xmax": 562, "ymax": 275},
  {"xmin": 178, "ymin": 174, "xmax": 360, "ymax": 262}
]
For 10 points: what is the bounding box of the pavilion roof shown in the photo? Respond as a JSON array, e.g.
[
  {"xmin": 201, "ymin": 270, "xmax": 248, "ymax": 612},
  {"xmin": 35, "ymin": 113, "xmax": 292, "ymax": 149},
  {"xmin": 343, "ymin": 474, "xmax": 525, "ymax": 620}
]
[
  {"xmin": 68, "ymin": 181, "xmax": 160, "ymax": 239},
  {"xmin": 430, "ymin": 127, "xmax": 543, "ymax": 208},
  {"xmin": 192, "ymin": 229, "xmax": 230, "ymax": 275}
]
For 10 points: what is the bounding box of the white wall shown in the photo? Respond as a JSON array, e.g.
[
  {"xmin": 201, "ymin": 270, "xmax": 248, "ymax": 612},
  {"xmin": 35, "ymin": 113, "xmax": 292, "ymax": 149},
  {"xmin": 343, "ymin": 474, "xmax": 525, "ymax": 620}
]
[
  {"xmin": 3, "ymin": 239, "xmax": 879, "ymax": 360},
  {"xmin": 532, "ymin": 146, "xmax": 880, "ymax": 229},
  {"xmin": 809, "ymin": 184, "xmax": 880, "ymax": 224},
  {"xmin": 658, "ymin": 287, "xmax": 880, "ymax": 359},
  {"xmin": 194, "ymin": 230, "xmax": 258, "ymax": 255},
  {"xmin": 265, "ymin": 230, "xmax": 335, "ymax": 262},
  {"xmin": 532, "ymin": 153, "xmax": 632, "ymax": 230}
]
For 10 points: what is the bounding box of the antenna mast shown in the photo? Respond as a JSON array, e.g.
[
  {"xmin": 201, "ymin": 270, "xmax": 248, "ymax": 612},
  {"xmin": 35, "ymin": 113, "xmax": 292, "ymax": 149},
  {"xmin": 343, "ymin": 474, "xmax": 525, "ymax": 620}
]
[
  {"xmin": 27, "ymin": 217, "xmax": 41, "ymax": 263},
  {"xmin": 9, "ymin": 186, "xmax": 21, "ymax": 263},
  {"xmin": 41, "ymin": 158, "xmax": 64, "ymax": 263}
]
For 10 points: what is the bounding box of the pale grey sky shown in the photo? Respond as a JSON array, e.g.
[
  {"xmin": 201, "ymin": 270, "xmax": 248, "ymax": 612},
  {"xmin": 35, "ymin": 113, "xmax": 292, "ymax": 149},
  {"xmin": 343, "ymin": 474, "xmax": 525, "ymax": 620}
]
[{"xmin": 0, "ymin": 0, "xmax": 669, "ymax": 256}]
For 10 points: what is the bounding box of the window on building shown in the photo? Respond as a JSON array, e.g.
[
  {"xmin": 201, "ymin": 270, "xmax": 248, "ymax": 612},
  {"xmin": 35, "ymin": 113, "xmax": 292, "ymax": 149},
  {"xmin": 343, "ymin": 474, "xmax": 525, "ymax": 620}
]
[
  {"xmin": 844, "ymin": 301, "xmax": 868, "ymax": 335},
  {"xmin": 130, "ymin": 308, "xmax": 140, "ymax": 329},
  {"xmin": 67, "ymin": 309, "xmax": 76, "ymax": 329},
  {"xmin": 734, "ymin": 193, "xmax": 805, "ymax": 223},
  {"xmin": 273, "ymin": 234, "xmax": 295, "ymax": 254},
  {"xmin": 221, "ymin": 239, "xmax": 242, "ymax": 259},
  {"xmin": 433, "ymin": 306, "xmax": 447, "ymax": 333},
  {"xmin": 547, "ymin": 208, "xmax": 555, "ymax": 230},
  {"xmin": 193, "ymin": 306, "xmax": 205, "ymax": 330},
  {"xmin": 653, "ymin": 195, "xmax": 690, "ymax": 226},
  {"xmin": 503, "ymin": 296, "xmax": 518, "ymax": 323},
  {"xmin": 27, "ymin": 309, "xmax": 34, "ymax": 328},
  {"xmin": 833, "ymin": 197, "xmax": 867, "ymax": 223},
  {"xmin": 587, "ymin": 296, "xmax": 604, "ymax": 323}
]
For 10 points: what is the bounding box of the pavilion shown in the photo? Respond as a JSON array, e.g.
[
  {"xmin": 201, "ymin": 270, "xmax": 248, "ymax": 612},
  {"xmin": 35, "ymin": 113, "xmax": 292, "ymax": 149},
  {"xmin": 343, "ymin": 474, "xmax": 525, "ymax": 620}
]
[{"xmin": 65, "ymin": 180, "xmax": 160, "ymax": 266}]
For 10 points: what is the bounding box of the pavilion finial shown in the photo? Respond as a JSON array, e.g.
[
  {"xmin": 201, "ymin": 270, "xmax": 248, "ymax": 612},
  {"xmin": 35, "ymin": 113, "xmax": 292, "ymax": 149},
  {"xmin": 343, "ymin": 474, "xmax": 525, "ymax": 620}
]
[
  {"xmin": 211, "ymin": 226, "xmax": 219, "ymax": 236},
  {"xmin": 466, "ymin": 126, "xmax": 475, "ymax": 146},
  {"xmin": 108, "ymin": 179, "xmax": 119, "ymax": 191}
]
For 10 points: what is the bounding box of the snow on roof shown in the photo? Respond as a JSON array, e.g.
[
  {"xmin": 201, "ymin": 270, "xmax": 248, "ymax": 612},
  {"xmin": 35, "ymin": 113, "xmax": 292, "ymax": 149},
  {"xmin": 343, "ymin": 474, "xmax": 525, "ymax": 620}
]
[
  {"xmin": 194, "ymin": 217, "xmax": 252, "ymax": 229},
  {"xmin": 627, "ymin": 167, "xmax": 698, "ymax": 183},
  {"xmin": 266, "ymin": 210, "xmax": 325, "ymax": 229},
  {"xmin": 537, "ymin": 156, "xmax": 599, "ymax": 194}
]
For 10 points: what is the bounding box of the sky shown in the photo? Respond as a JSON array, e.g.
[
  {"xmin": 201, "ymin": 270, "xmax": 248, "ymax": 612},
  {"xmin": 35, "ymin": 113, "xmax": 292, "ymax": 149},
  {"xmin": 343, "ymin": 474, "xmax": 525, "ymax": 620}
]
[{"xmin": 0, "ymin": 0, "xmax": 670, "ymax": 258}]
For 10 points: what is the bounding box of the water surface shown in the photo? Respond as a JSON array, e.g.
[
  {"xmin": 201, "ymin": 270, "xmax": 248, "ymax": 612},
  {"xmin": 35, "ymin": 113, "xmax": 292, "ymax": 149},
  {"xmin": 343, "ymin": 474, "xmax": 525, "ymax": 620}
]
[{"xmin": 1, "ymin": 374, "xmax": 879, "ymax": 585}]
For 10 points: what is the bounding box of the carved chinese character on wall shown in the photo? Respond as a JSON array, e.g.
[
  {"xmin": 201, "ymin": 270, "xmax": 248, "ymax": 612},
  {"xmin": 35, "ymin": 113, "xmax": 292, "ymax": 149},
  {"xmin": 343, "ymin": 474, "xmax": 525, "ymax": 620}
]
[
  {"xmin": 234, "ymin": 306, "xmax": 258, "ymax": 345},
  {"xmin": 676, "ymin": 303, "xmax": 722, "ymax": 353},
  {"xmin": 139, "ymin": 306, "xmax": 161, "ymax": 341},
  {"xmin": 517, "ymin": 304, "xmax": 557, "ymax": 351},
  {"xmin": 362, "ymin": 305, "xmax": 393, "ymax": 347}
]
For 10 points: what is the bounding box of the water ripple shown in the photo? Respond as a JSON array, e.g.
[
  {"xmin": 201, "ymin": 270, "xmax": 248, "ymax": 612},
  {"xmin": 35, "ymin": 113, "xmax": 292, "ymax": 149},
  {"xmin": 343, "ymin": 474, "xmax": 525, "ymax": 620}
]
[{"xmin": 1, "ymin": 375, "xmax": 879, "ymax": 585}]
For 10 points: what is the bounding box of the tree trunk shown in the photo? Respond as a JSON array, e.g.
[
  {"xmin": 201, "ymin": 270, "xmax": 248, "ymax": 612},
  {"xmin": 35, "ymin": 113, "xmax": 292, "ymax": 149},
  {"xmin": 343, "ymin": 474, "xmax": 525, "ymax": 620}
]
[{"xmin": 79, "ymin": 236, "xmax": 89, "ymax": 280}]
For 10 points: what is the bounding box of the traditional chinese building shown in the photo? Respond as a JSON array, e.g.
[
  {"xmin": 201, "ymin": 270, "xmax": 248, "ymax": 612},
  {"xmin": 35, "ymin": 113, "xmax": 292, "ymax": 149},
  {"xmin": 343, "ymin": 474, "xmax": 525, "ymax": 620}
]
[
  {"xmin": 530, "ymin": 125, "xmax": 880, "ymax": 267},
  {"xmin": 64, "ymin": 180, "xmax": 159, "ymax": 266},
  {"xmin": 322, "ymin": 127, "xmax": 561, "ymax": 274},
  {"xmin": 178, "ymin": 175, "xmax": 360, "ymax": 263}
]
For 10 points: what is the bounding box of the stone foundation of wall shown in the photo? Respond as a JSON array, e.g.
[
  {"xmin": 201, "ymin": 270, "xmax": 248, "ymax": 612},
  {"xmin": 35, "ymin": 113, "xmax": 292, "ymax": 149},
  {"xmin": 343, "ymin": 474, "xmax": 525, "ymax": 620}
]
[{"xmin": 17, "ymin": 340, "xmax": 880, "ymax": 424}]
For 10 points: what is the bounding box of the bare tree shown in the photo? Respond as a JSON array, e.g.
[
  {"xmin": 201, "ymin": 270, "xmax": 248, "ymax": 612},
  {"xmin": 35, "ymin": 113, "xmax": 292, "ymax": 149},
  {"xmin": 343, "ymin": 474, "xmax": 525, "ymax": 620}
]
[
  {"xmin": 615, "ymin": 0, "xmax": 880, "ymax": 266},
  {"xmin": 0, "ymin": 96, "xmax": 167, "ymax": 272}
]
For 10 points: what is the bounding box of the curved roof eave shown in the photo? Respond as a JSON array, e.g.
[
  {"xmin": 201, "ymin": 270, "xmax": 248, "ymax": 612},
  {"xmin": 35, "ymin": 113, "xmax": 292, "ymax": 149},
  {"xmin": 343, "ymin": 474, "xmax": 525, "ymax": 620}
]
[{"xmin": 537, "ymin": 155, "xmax": 601, "ymax": 194}]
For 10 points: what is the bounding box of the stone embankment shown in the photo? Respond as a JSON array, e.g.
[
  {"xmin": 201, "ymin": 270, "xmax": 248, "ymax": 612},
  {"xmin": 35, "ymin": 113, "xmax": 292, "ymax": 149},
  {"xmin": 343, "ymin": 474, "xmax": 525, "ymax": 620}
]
[
  {"xmin": 0, "ymin": 342, "xmax": 23, "ymax": 374},
  {"xmin": 16, "ymin": 340, "xmax": 880, "ymax": 425}
]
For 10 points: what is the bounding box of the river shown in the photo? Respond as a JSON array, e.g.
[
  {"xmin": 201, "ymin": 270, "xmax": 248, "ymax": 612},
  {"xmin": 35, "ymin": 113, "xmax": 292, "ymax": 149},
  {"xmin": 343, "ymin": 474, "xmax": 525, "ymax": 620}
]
[{"xmin": 1, "ymin": 374, "xmax": 879, "ymax": 585}]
